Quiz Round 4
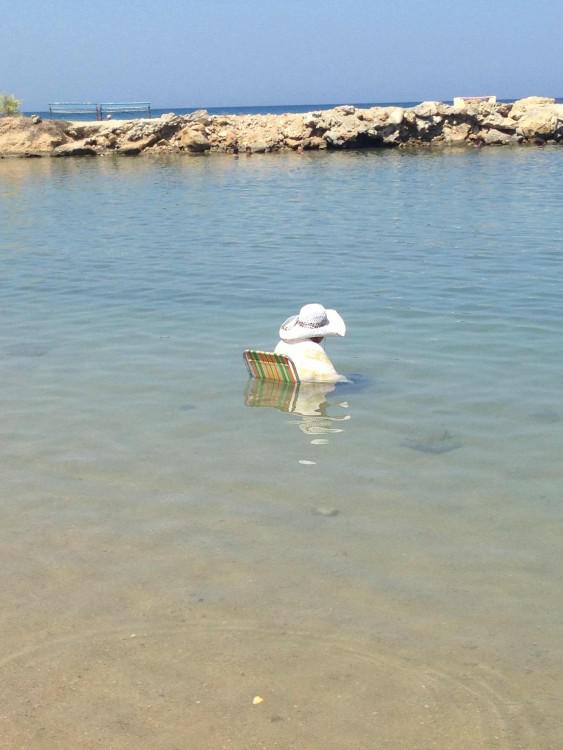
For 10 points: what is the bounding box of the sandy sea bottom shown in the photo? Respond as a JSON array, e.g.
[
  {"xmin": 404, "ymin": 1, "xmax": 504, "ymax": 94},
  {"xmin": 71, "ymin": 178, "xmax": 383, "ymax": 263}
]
[{"xmin": 1, "ymin": 150, "xmax": 562, "ymax": 748}]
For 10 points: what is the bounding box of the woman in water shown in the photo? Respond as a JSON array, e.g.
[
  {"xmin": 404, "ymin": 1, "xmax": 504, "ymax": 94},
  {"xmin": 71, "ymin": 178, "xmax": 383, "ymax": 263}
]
[{"xmin": 275, "ymin": 303, "xmax": 347, "ymax": 383}]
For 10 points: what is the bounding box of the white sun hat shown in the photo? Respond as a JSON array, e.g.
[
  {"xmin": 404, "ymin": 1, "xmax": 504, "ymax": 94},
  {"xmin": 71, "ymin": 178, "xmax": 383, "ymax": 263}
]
[{"xmin": 279, "ymin": 303, "xmax": 346, "ymax": 342}]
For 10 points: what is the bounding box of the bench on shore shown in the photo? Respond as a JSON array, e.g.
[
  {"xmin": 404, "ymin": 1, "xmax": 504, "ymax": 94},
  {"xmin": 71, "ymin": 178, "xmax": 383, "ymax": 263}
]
[{"xmin": 48, "ymin": 101, "xmax": 151, "ymax": 120}]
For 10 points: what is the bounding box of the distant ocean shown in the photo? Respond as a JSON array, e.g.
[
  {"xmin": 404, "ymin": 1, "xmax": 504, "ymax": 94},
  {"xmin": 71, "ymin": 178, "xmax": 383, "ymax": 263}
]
[
  {"xmin": 27, "ymin": 97, "xmax": 563, "ymax": 120},
  {"xmin": 28, "ymin": 101, "xmax": 417, "ymax": 120}
]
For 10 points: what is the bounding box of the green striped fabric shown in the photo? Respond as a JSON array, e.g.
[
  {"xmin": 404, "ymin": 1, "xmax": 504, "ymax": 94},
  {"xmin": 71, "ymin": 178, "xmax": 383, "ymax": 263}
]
[{"xmin": 243, "ymin": 350, "xmax": 300, "ymax": 383}]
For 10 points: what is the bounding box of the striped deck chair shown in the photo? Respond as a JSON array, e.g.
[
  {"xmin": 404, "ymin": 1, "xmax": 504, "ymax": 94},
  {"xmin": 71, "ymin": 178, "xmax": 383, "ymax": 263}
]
[{"xmin": 243, "ymin": 350, "xmax": 300, "ymax": 384}]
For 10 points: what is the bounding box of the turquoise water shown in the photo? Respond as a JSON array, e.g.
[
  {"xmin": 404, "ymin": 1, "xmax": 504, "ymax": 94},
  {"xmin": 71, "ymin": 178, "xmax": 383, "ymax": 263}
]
[{"xmin": 1, "ymin": 149, "xmax": 562, "ymax": 748}]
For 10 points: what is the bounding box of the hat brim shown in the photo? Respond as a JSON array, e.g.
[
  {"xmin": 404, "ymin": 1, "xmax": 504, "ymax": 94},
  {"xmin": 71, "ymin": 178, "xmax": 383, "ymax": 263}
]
[{"xmin": 279, "ymin": 309, "xmax": 346, "ymax": 342}]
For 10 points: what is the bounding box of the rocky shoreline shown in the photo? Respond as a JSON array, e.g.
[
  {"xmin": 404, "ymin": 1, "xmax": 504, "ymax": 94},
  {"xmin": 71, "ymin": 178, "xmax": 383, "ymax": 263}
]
[{"xmin": 1, "ymin": 97, "xmax": 562, "ymax": 158}]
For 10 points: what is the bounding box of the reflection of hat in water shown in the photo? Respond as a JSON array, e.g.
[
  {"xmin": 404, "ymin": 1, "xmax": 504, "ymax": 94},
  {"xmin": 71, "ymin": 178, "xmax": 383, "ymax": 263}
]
[{"xmin": 279, "ymin": 303, "xmax": 346, "ymax": 343}]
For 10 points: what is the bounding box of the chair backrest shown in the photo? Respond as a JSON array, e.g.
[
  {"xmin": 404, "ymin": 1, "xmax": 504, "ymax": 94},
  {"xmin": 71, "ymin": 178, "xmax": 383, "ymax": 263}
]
[{"xmin": 243, "ymin": 350, "xmax": 300, "ymax": 383}]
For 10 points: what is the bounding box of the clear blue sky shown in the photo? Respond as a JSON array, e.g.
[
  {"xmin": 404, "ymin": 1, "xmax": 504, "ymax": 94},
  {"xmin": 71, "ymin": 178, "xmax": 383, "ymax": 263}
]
[{"xmin": 3, "ymin": 0, "xmax": 562, "ymax": 110}]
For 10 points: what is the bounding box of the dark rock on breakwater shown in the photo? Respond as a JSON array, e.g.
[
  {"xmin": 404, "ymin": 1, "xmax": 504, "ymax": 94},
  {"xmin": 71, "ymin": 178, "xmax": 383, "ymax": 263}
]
[{"xmin": 1, "ymin": 97, "xmax": 562, "ymax": 158}]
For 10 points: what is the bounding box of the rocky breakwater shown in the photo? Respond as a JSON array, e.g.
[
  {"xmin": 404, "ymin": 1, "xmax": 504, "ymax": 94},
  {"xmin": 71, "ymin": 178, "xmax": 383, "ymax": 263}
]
[{"xmin": 1, "ymin": 97, "xmax": 562, "ymax": 158}]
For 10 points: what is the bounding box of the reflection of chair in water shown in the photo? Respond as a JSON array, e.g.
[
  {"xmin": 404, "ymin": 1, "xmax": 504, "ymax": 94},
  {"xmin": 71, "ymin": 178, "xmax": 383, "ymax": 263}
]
[
  {"xmin": 245, "ymin": 379, "xmax": 351, "ymax": 435},
  {"xmin": 245, "ymin": 379, "xmax": 331, "ymax": 414},
  {"xmin": 245, "ymin": 379, "xmax": 300, "ymax": 413}
]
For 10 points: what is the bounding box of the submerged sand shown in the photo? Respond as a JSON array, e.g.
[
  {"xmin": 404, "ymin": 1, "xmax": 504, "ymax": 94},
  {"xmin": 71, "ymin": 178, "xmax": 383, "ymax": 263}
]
[{"xmin": 0, "ymin": 461, "xmax": 559, "ymax": 749}]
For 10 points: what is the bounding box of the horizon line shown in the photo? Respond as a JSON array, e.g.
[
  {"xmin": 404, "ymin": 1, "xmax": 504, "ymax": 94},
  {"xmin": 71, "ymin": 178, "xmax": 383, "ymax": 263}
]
[{"xmin": 23, "ymin": 93, "xmax": 563, "ymax": 113}]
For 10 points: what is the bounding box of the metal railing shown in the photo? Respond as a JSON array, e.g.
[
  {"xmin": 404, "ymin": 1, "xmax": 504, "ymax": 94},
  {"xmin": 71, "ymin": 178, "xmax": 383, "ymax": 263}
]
[
  {"xmin": 48, "ymin": 101, "xmax": 151, "ymax": 120},
  {"xmin": 100, "ymin": 102, "xmax": 151, "ymax": 119},
  {"xmin": 49, "ymin": 102, "xmax": 100, "ymax": 118}
]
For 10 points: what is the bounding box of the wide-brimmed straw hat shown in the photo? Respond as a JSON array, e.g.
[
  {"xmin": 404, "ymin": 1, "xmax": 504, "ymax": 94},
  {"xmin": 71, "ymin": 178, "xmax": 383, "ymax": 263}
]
[{"xmin": 279, "ymin": 303, "xmax": 346, "ymax": 343}]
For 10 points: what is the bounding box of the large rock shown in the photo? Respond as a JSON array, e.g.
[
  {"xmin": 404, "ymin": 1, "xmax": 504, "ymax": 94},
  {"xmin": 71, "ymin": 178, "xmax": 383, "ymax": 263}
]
[
  {"xmin": 0, "ymin": 116, "xmax": 68, "ymax": 155},
  {"xmin": 334, "ymin": 105, "xmax": 356, "ymax": 116},
  {"xmin": 475, "ymin": 100, "xmax": 497, "ymax": 116},
  {"xmin": 477, "ymin": 128, "xmax": 519, "ymax": 146},
  {"xmin": 412, "ymin": 101, "xmax": 444, "ymax": 118},
  {"xmin": 242, "ymin": 140, "xmax": 270, "ymax": 153},
  {"xmin": 324, "ymin": 119, "xmax": 370, "ymax": 147},
  {"xmin": 381, "ymin": 128, "xmax": 403, "ymax": 145},
  {"xmin": 53, "ymin": 140, "xmax": 97, "ymax": 156},
  {"xmin": 281, "ymin": 116, "xmax": 309, "ymax": 141},
  {"xmin": 178, "ymin": 127, "xmax": 210, "ymax": 152},
  {"xmin": 517, "ymin": 109, "xmax": 559, "ymax": 138},
  {"xmin": 402, "ymin": 110, "xmax": 417, "ymax": 125},
  {"xmin": 308, "ymin": 136, "xmax": 327, "ymax": 150},
  {"xmin": 303, "ymin": 112, "xmax": 321, "ymax": 129},
  {"xmin": 442, "ymin": 122, "xmax": 472, "ymax": 144},
  {"xmin": 284, "ymin": 137, "xmax": 304, "ymax": 150},
  {"xmin": 414, "ymin": 117, "xmax": 436, "ymax": 135},
  {"xmin": 479, "ymin": 112, "xmax": 518, "ymax": 132},
  {"xmin": 238, "ymin": 117, "xmax": 283, "ymax": 151},
  {"xmin": 511, "ymin": 96, "xmax": 556, "ymax": 116},
  {"xmin": 214, "ymin": 128, "xmax": 239, "ymax": 149},
  {"xmin": 364, "ymin": 107, "xmax": 405, "ymax": 131},
  {"xmin": 124, "ymin": 133, "xmax": 162, "ymax": 150},
  {"xmin": 185, "ymin": 109, "xmax": 211, "ymax": 126},
  {"xmin": 120, "ymin": 134, "xmax": 164, "ymax": 153},
  {"xmin": 117, "ymin": 144, "xmax": 143, "ymax": 156},
  {"xmin": 385, "ymin": 107, "xmax": 404, "ymax": 126},
  {"xmin": 314, "ymin": 112, "xmax": 338, "ymax": 131},
  {"xmin": 126, "ymin": 116, "xmax": 184, "ymax": 143}
]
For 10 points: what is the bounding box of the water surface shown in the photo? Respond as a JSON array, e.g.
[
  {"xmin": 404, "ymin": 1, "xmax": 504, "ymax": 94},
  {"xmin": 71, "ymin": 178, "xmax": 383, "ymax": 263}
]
[{"xmin": 1, "ymin": 148, "xmax": 562, "ymax": 748}]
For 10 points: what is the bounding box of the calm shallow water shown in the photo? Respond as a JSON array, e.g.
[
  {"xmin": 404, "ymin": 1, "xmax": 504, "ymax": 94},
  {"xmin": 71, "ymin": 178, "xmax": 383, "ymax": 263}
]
[{"xmin": 1, "ymin": 149, "xmax": 562, "ymax": 748}]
